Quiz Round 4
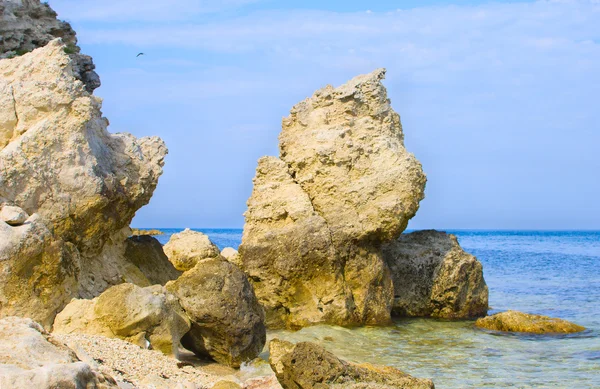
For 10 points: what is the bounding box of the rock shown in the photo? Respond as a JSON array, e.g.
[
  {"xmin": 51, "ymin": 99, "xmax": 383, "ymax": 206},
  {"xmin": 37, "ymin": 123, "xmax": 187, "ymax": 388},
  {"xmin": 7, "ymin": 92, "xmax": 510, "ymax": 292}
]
[
  {"xmin": 382, "ymin": 230, "xmax": 488, "ymax": 319},
  {"xmin": 53, "ymin": 283, "xmax": 191, "ymax": 357},
  {"xmin": 221, "ymin": 247, "xmax": 241, "ymax": 267},
  {"xmin": 164, "ymin": 228, "xmax": 221, "ymax": 271},
  {"xmin": 244, "ymin": 376, "xmax": 284, "ymax": 389},
  {"xmin": 131, "ymin": 228, "xmax": 165, "ymax": 235},
  {"xmin": 0, "ymin": 204, "xmax": 28, "ymax": 225},
  {"xmin": 475, "ymin": 310, "xmax": 586, "ymax": 334},
  {"xmin": 0, "ymin": 316, "xmax": 117, "ymax": 388},
  {"xmin": 124, "ymin": 235, "xmax": 181, "ymax": 285},
  {"xmin": 0, "ymin": 0, "xmax": 100, "ymax": 93},
  {"xmin": 212, "ymin": 381, "xmax": 243, "ymax": 389},
  {"xmin": 166, "ymin": 258, "xmax": 266, "ymax": 367},
  {"xmin": 239, "ymin": 69, "xmax": 425, "ymax": 328},
  {"xmin": 268, "ymin": 339, "xmax": 434, "ymax": 389},
  {"xmin": 0, "ymin": 39, "xmax": 167, "ymax": 325}
]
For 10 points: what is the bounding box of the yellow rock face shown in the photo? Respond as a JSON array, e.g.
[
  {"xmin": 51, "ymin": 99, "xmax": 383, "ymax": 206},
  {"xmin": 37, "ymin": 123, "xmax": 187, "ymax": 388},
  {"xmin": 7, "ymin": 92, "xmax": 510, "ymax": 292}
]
[{"xmin": 476, "ymin": 310, "xmax": 586, "ymax": 334}]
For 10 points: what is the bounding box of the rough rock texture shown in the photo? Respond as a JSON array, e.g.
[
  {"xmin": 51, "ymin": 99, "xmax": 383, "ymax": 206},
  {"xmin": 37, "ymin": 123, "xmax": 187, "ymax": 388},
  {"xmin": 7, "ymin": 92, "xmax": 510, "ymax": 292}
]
[
  {"xmin": 239, "ymin": 69, "xmax": 426, "ymax": 328},
  {"xmin": 0, "ymin": 316, "xmax": 117, "ymax": 388},
  {"xmin": 0, "ymin": 40, "xmax": 167, "ymax": 326},
  {"xmin": 221, "ymin": 247, "xmax": 241, "ymax": 267},
  {"xmin": 0, "ymin": 0, "xmax": 100, "ymax": 93},
  {"xmin": 131, "ymin": 228, "xmax": 165, "ymax": 236},
  {"xmin": 164, "ymin": 228, "xmax": 221, "ymax": 271},
  {"xmin": 166, "ymin": 258, "xmax": 266, "ymax": 367},
  {"xmin": 382, "ymin": 230, "xmax": 488, "ymax": 319},
  {"xmin": 0, "ymin": 203, "xmax": 28, "ymax": 225},
  {"xmin": 268, "ymin": 339, "xmax": 434, "ymax": 389},
  {"xmin": 124, "ymin": 235, "xmax": 182, "ymax": 285},
  {"xmin": 475, "ymin": 310, "xmax": 586, "ymax": 334},
  {"xmin": 53, "ymin": 283, "xmax": 190, "ymax": 356}
]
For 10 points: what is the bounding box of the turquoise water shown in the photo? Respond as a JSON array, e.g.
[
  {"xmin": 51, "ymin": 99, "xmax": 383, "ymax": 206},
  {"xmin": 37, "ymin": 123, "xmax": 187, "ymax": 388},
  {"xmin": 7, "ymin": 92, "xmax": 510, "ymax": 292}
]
[{"xmin": 149, "ymin": 229, "xmax": 600, "ymax": 388}]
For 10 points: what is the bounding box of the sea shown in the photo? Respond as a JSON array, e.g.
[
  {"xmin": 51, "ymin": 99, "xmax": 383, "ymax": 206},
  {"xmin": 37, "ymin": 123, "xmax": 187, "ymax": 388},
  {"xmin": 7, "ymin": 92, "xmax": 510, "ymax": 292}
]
[{"xmin": 151, "ymin": 229, "xmax": 600, "ymax": 388}]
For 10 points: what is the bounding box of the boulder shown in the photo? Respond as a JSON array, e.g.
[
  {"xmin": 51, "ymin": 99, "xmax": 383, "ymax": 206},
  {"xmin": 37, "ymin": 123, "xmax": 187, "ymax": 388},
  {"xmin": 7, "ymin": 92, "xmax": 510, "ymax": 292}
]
[
  {"xmin": 164, "ymin": 228, "xmax": 221, "ymax": 271},
  {"xmin": 0, "ymin": 316, "xmax": 117, "ymax": 389},
  {"xmin": 124, "ymin": 235, "xmax": 181, "ymax": 285},
  {"xmin": 382, "ymin": 230, "xmax": 488, "ymax": 319},
  {"xmin": 475, "ymin": 310, "xmax": 586, "ymax": 334},
  {"xmin": 166, "ymin": 258, "xmax": 266, "ymax": 367},
  {"xmin": 0, "ymin": 0, "xmax": 100, "ymax": 93},
  {"xmin": 221, "ymin": 247, "xmax": 241, "ymax": 267},
  {"xmin": 0, "ymin": 204, "xmax": 28, "ymax": 225},
  {"xmin": 239, "ymin": 69, "xmax": 426, "ymax": 328},
  {"xmin": 268, "ymin": 339, "xmax": 434, "ymax": 389},
  {"xmin": 53, "ymin": 283, "xmax": 191, "ymax": 356},
  {"xmin": 0, "ymin": 39, "xmax": 167, "ymax": 325}
]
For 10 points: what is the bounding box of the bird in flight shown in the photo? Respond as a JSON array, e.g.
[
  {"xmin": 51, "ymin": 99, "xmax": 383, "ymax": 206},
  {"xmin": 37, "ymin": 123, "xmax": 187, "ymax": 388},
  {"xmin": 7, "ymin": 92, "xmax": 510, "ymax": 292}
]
[{"xmin": 136, "ymin": 52, "xmax": 144, "ymax": 57}]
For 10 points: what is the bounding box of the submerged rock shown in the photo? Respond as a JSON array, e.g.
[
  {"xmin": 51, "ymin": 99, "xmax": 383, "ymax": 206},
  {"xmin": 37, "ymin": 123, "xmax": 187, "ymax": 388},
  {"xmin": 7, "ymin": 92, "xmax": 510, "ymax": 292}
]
[
  {"xmin": 53, "ymin": 283, "xmax": 190, "ymax": 357},
  {"xmin": 268, "ymin": 339, "xmax": 435, "ymax": 389},
  {"xmin": 382, "ymin": 230, "xmax": 488, "ymax": 319},
  {"xmin": 0, "ymin": 39, "xmax": 167, "ymax": 326},
  {"xmin": 475, "ymin": 310, "xmax": 585, "ymax": 334},
  {"xmin": 124, "ymin": 235, "xmax": 181, "ymax": 285},
  {"xmin": 166, "ymin": 258, "xmax": 266, "ymax": 367},
  {"xmin": 0, "ymin": 316, "xmax": 117, "ymax": 388},
  {"xmin": 164, "ymin": 228, "xmax": 221, "ymax": 271},
  {"xmin": 240, "ymin": 69, "xmax": 426, "ymax": 328}
]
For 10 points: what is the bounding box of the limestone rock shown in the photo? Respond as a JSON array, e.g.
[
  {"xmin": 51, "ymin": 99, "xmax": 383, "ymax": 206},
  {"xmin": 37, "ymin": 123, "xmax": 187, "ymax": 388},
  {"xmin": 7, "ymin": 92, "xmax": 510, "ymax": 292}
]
[
  {"xmin": 124, "ymin": 235, "xmax": 181, "ymax": 285},
  {"xmin": 53, "ymin": 283, "xmax": 191, "ymax": 356},
  {"xmin": 0, "ymin": 39, "xmax": 168, "ymax": 324},
  {"xmin": 382, "ymin": 230, "xmax": 488, "ymax": 319},
  {"xmin": 221, "ymin": 247, "xmax": 241, "ymax": 267},
  {"xmin": 166, "ymin": 258, "xmax": 266, "ymax": 367},
  {"xmin": 475, "ymin": 310, "xmax": 585, "ymax": 334},
  {"xmin": 0, "ymin": 204, "xmax": 28, "ymax": 225},
  {"xmin": 240, "ymin": 69, "xmax": 425, "ymax": 328},
  {"xmin": 268, "ymin": 339, "xmax": 434, "ymax": 389},
  {"xmin": 164, "ymin": 228, "xmax": 221, "ymax": 271},
  {"xmin": 0, "ymin": 316, "xmax": 117, "ymax": 388},
  {"xmin": 0, "ymin": 0, "xmax": 100, "ymax": 93},
  {"xmin": 131, "ymin": 228, "xmax": 165, "ymax": 235}
]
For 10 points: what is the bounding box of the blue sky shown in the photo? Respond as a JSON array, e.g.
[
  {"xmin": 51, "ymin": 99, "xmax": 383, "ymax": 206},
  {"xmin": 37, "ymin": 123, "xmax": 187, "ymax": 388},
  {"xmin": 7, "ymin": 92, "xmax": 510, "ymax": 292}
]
[{"xmin": 48, "ymin": 0, "xmax": 600, "ymax": 229}]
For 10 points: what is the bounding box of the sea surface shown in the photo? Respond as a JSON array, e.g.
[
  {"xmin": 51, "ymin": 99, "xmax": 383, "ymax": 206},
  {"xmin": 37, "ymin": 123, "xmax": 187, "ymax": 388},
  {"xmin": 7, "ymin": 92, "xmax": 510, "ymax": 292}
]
[{"xmin": 150, "ymin": 229, "xmax": 600, "ymax": 388}]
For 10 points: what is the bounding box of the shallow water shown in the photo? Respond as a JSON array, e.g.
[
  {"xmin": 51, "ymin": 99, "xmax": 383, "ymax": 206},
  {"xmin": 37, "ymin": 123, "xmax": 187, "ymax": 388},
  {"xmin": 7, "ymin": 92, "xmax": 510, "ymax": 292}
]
[{"xmin": 149, "ymin": 229, "xmax": 600, "ymax": 388}]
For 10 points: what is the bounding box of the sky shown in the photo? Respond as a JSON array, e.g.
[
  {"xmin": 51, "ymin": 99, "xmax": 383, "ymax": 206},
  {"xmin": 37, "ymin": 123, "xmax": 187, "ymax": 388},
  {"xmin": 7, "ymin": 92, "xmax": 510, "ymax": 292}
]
[{"xmin": 47, "ymin": 0, "xmax": 600, "ymax": 230}]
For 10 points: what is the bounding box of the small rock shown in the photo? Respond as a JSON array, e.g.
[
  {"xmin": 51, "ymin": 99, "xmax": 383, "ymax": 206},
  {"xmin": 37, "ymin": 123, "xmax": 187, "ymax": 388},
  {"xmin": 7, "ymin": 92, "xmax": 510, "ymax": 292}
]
[
  {"xmin": 212, "ymin": 381, "xmax": 243, "ymax": 389},
  {"xmin": 164, "ymin": 229, "xmax": 221, "ymax": 271},
  {"xmin": 475, "ymin": 310, "xmax": 586, "ymax": 334},
  {"xmin": 0, "ymin": 205, "xmax": 29, "ymax": 226},
  {"xmin": 221, "ymin": 247, "xmax": 241, "ymax": 267}
]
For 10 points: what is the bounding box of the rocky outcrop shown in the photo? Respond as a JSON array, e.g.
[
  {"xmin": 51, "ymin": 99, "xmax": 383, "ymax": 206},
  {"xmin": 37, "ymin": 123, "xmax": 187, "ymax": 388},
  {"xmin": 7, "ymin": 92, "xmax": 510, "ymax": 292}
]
[
  {"xmin": 131, "ymin": 228, "xmax": 165, "ymax": 236},
  {"xmin": 221, "ymin": 247, "xmax": 241, "ymax": 267},
  {"xmin": 53, "ymin": 283, "xmax": 191, "ymax": 356},
  {"xmin": 382, "ymin": 230, "xmax": 488, "ymax": 319},
  {"xmin": 475, "ymin": 310, "xmax": 586, "ymax": 334},
  {"xmin": 166, "ymin": 258, "xmax": 266, "ymax": 367},
  {"xmin": 268, "ymin": 339, "xmax": 434, "ymax": 389},
  {"xmin": 164, "ymin": 228, "xmax": 221, "ymax": 271},
  {"xmin": 239, "ymin": 69, "xmax": 426, "ymax": 328},
  {"xmin": 0, "ymin": 40, "xmax": 167, "ymax": 327},
  {"xmin": 0, "ymin": 316, "xmax": 118, "ymax": 388},
  {"xmin": 124, "ymin": 235, "xmax": 181, "ymax": 285},
  {"xmin": 0, "ymin": 0, "xmax": 100, "ymax": 93}
]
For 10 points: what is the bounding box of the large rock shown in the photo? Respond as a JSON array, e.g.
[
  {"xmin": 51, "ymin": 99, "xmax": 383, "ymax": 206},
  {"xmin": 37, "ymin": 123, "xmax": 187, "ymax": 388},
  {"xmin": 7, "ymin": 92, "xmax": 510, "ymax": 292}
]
[
  {"xmin": 164, "ymin": 228, "xmax": 221, "ymax": 271},
  {"xmin": 382, "ymin": 230, "xmax": 488, "ymax": 319},
  {"xmin": 0, "ymin": 40, "xmax": 167, "ymax": 325},
  {"xmin": 475, "ymin": 310, "xmax": 586, "ymax": 334},
  {"xmin": 268, "ymin": 339, "xmax": 434, "ymax": 389},
  {"xmin": 166, "ymin": 258, "xmax": 266, "ymax": 367},
  {"xmin": 53, "ymin": 283, "xmax": 190, "ymax": 357},
  {"xmin": 124, "ymin": 235, "xmax": 181, "ymax": 285},
  {"xmin": 239, "ymin": 69, "xmax": 426, "ymax": 328},
  {"xmin": 0, "ymin": 316, "xmax": 117, "ymax": 388},
  {"xmin": 0, "ymin": 0, "xmax": 100, "ymax": 93}
]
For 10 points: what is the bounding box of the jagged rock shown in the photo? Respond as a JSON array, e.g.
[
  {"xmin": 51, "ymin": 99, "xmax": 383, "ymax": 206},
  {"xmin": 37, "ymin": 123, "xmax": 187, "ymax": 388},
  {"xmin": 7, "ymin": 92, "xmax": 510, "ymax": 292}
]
[
  {"xmin": 166, "ymin": 258, "xmax": 266, "ymax": 367},
  {"xmin": 0, "ymin": 40, "xmax": 167, "ymax": 325},
  {"xmin": 0, "ymin": 203, "xmax": 28, "ymax": 225},
  {"xmin": 221, "ymin": 247, "xmax": 241, "ymax": 267},
  {"xmin": 0, "ymin": 316, "xmax": 117, "ymax": 388},
  {"xmin": 53, "ymin": 283, "xmax": 190, "ymax": 356},
  {"xmin": 475, "ymin": 310, "xmax": 585, "ymax": 334},
  {"xmin": 124, "ymin": 235, "xmax": 181, "ymax": 285},
  {"xmin": 0, "ymin": 0, "xmax": 100, "ymax": 93},
  {"xmin": 239, "ymin": 69, "xmax": 425, "ymax": 328},
  {"xmin": 382, "ymin": 230, "xmax": 488, "ymax": 319},
  {"xmin": 268, "ymin": 339, "xmax": 434, "ymax": 389},
  {"xmin": 131, "ymin": 228, "xmax": 165, "ymax": 236},
  {"xmin": 164, "ymin": 228, "xmax": 221, "ymax": 271}
]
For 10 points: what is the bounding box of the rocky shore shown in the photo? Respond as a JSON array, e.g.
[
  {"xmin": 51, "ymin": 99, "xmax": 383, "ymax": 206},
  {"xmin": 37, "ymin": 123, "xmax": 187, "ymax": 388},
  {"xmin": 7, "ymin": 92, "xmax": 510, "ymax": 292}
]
[{"xmin": 0, "ymin": 1, "xmax": 585, "ymax": 388}]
